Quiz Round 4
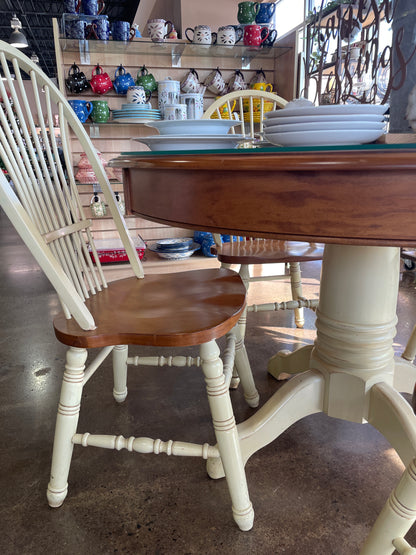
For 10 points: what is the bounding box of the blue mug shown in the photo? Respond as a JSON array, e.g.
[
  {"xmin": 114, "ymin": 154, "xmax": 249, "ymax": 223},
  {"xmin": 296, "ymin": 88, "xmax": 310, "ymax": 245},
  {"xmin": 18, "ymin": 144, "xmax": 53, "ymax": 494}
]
[
  {"xmin": 94, "ymin": 16, "xmax": 110, "ymax": 40},
  {"xmin": 69, "ymin": 99, "xmax": 93, "ymax": 123},
  {"xmin": 64, "ymin": 0, "xmax": 80, "ymax": 14},
  {"xmin": 112, "ymin": 20, "xmax": 133, "ymax": 42},
  {"xmin": 82, "ymin": 0, "xmax": 105, "ymax": 16},
  {"xmin": 262, "ymin": 28, "xmax": 277, "ymax": 47},
  {"xmin": 113, "ymin": 65, "xmax": 135, "ymax": 95},
  {"xmin": 65, "ymin": 19, "xmax": 86, "ymax": 39},
  {"xmin": 255, "ymin": 2, "xmax": 276, "ymax": 24}
]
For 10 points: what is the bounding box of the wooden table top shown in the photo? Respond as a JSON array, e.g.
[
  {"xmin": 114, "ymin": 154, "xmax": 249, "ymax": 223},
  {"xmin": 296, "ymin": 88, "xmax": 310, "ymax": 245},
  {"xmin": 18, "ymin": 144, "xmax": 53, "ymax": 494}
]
[{"xmin": 112, "ymin": 144, "xmax": 416, "ymax": 247}]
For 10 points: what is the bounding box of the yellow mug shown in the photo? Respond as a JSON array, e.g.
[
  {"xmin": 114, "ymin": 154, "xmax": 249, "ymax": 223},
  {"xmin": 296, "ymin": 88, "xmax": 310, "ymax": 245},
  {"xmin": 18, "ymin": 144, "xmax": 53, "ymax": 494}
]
[
  {"xmin": 216, "ymin": 97, "xmax": 237, "ymax": 117},
  {"xmin": 251, "ymin": 82, "xmax": 273, "ymax": 92}
]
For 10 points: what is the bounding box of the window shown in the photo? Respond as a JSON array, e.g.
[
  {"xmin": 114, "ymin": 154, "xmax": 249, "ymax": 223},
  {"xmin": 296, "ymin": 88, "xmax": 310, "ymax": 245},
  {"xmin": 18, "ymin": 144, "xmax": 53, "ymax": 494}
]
[{"xmin": 274, "ymin": 0, "xmax": 306, "ymax": 37}]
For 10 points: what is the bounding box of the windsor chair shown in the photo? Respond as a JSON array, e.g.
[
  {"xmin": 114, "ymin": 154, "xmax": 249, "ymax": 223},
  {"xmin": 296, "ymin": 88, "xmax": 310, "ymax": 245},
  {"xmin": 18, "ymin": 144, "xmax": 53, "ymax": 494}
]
[
  {"xmin": 203, "ymin": 91, "xmax": 323, "ymax": 380},
  {"xmin": 0, "ymin": 42, "xmax": 256, "ymax": 531}
]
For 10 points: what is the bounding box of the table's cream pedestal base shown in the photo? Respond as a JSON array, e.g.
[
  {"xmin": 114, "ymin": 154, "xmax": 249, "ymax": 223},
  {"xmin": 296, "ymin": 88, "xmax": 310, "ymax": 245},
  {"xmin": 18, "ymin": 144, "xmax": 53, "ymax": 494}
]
[{"xmin": 228, "ymin": 245, "xmax": 416, "ymax": 553}]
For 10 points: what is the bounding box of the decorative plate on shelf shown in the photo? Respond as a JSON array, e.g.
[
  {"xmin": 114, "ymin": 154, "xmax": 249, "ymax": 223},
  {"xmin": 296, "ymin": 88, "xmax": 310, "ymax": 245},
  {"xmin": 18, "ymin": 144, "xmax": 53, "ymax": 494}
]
[{"xmin": 148, "ymin": 241, "xmax": 201, "ymax": 260}]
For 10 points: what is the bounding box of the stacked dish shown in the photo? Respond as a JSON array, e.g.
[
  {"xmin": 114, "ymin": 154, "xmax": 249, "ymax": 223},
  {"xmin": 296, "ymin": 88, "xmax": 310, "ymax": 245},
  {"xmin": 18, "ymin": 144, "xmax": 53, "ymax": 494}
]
[
  {"xmin": 133, "ymin": 119, "xmax": 248, "ymax": 151},
  {"xmin": 263, "ymin": 103, "xmax": 389, "ymax": 146},
  {"xmin": 112, "ymin": 103, "xmax": 162, "ymax": 124},
  {"xmin": 148, "ymin": 237, "xmax": 201, "ymax": 260}
]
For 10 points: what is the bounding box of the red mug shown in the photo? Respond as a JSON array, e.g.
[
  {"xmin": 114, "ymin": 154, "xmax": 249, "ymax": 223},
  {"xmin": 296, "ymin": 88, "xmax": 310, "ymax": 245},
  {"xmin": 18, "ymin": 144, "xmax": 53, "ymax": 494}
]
[
  {"xmin": 243, "ymin": 24, "xmax": 269, "ymax": 47},
  {"xmin": 90, "ymin": 64, "xmax": 113, "ymax": 95}
]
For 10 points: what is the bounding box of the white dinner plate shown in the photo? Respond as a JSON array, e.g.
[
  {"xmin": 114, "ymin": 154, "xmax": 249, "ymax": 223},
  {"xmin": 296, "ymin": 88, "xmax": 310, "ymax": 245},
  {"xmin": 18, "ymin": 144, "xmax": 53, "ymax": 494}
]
[
  {"xmin": 145, "ymin": 119, "xmax": 238, "ymax": 136},
  {"xmin": 264, "ymin": 121, "xmax": 387, "ymax": 133},
  {"xmin": 266, "ymin": 103, "xmax": 389, "ymax": 119},
  {"xmin": 264, "ymin": 128, "xmax": 385, "ymax": 146},
  {"xmin": 263, "ymin": 113, "xmax": 387, "ymax": 125},
  {"xmin": 132, "ymin": 134, "xmax": 247, "ymax": 151}
]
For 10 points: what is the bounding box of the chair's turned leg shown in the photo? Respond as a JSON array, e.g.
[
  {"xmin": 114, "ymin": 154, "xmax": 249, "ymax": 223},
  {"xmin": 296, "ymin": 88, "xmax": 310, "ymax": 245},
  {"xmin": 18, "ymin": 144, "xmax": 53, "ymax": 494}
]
[
  {"xmin": 201, "ymin": 340, "xmax": 254, "ymax": 531},
  {"xmin": 233, "ymin": 324, "xmax": 259, "ymax": 408},
  {"xmin": 289, "ymin": 261, "xmax": 305, "ymax": 329},
  {"xmin": 230, "ymin": 265, "xmax": 250, "ymax": 391},
  {"xmin": 47, "ymin": 347, "xmax": 87, "ymax": 508},
  {"xmin": 113, "ymin": 345, "xmax": 128, "ymax": 402}
]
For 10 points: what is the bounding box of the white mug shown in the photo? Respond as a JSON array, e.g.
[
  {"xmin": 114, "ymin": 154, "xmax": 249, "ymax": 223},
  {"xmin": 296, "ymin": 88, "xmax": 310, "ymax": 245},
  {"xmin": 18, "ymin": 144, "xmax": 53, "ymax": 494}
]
[
  {"xmin": 216, "ymin": 25, "xmax": 243, "ymax": 46},
  {"xmin": 158, "ymin": 77, "xmax": 180, "ymax": 116},
  {"xmin": 185, "ymin": 25, "xmax": 214, "ymax": 45},
  {"xmin": 204, "ymin": 68, "xmax": 226, "ymax": 95},
  {"xmin": 164, "ymin": 103, "xmax": 187, "ymax": 120},
  {"xmin": 181, "ymin": 69, "xmax": 200, "ymax": 93},
  {"xmin": 147, "ymin": 18, "xmax": 173, "ymax": 42},
  {"xmin": 126, "ymin": 85, "xmax": 151, "ymax": 104}
]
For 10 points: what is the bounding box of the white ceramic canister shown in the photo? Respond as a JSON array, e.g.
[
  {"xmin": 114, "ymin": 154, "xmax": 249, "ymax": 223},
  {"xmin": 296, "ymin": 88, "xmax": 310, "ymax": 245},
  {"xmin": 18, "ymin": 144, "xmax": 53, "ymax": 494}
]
[
  {"xmin": 158, "ymin": 77, "xmax": 180, "ymax": 117},
  {"xmin": 179, "ymin": 93, "xmax": 204, "ymax": 119}
]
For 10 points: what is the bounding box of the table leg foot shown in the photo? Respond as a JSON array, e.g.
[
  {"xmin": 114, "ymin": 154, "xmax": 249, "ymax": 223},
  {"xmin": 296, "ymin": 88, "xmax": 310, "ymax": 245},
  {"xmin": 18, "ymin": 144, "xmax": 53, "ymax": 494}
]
[
  {"xmin": 268, "ymin": 344, "xmax": 314, "ymax": 380},
  {"xmin": 238, "ymin": 370, "xmax": 325, "ymax": 465}
]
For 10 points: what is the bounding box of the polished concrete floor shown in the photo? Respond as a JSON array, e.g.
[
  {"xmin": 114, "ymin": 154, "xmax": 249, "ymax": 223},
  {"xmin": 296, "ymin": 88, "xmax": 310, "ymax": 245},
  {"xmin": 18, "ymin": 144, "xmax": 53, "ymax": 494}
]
[{"xmin": 1, "ymin": 210, "xmax": 416, "ymax": 554}]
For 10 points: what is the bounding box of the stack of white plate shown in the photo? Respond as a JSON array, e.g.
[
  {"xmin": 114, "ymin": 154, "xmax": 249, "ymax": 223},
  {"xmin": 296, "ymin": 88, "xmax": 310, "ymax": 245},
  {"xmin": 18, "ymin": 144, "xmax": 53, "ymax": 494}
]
[
  {"xmin": 263, "ymin": 104, "xmax": 389, "ymax": 147},
  {"xmin": 112, "ymin": 103, "xmax": 162, "ymax": 124},
  {"xmin": 133, "ymin": 119, "xmax": 249, "ymax": 151}
]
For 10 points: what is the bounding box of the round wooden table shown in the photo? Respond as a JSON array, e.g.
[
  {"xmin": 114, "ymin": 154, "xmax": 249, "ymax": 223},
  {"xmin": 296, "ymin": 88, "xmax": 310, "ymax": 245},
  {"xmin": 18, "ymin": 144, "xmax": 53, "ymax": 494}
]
[{"xmin": 112, "ymin": 144, "xmax": 416, "ymax": 554}]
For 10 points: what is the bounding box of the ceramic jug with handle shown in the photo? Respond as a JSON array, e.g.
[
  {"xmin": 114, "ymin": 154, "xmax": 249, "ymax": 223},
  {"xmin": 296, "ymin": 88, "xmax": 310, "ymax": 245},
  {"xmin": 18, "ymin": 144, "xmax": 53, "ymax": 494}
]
[
  {"xmin": 90, "ymin": 64, "xmax": 113, "ymax": 95},
  {"xmin": 113, "ymin": 65, "xmax": 135, "ymax": 95}
]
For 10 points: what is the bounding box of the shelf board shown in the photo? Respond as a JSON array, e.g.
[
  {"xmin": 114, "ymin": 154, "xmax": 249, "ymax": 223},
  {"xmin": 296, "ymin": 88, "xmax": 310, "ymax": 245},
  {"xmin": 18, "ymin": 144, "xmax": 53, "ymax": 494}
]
[{"xmin": 59, "ymin": 37, "xmax": 291, "ymax": 65}]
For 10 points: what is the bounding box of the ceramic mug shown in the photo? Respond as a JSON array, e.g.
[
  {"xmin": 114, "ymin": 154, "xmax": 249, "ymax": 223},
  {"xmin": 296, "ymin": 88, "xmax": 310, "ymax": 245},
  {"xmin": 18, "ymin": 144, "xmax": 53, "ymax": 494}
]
[
  {"xmin": 82, "ymin": 0, "xmax": 105, "ymax": 16},
  {"xmin": 204, "ymin": 68, "xmax": 226, "ymax": 95},
  {"xmin": 65, "ymin": 63, "xmax": 89, "ymax": 94},
  {"xmin": 227, "ymin": 69, "xmax": 247, "ymax": 93},
  {"xmin": 180, "ymin": 68, "xmax": 200, "ymax": 93},
  {"xmin": 90, "ymin": 64, "xmax": 113, "ymax": 94},
  {"xmin": 69, "ymin": 100, "xmax": 92, "ymax": 123},
  {"xmin": 147, "ymin": 18, "xmax": 173, "ymax": 42},
  {"xmin": 215, "ymin": 25, "xmax": 243, "ymax": 46},
  {"xmin": 64, "ymin": 0, "xmax": 81, "ymax": 14},
  {"xmin": 262, "ymin": 28, "xmax": 277, "ymax": 48},
  {"xmin": 243, "ymin": 24, "xmax": 269, "ymax": 47},
  {"xmin": 237, "ymin": 2, "xmax": 260, "ymax": 24},
  {"xmin": 255, "ymin": 2, "xmax": 276, "ymax": 24},
  {"xmin": 251, "ymin": 82, "xmax": 273, "ymax": 92},
  {"xmin": 216, "ymin": 97, "xmax": 237, "ymax": 118},
  {"xmin": 90, "ymin": 100, "xmax": 110, "ymax": 123},
  {"xmin": 112, "ymin": 21, "xmax": 135, "ymax": 41},
  {"xmin": 185, "ymin": 25, "xmax": 214, "ymax": 45},
  {"xmin": 94, "ymin": 17, "xmax": 110, "ymax": 40},
  {"xmin": 126, "ymin": 85, "xmax": 152, "ymax": 105},
  {"xmin": 65, "ymin": 19, "xmax": 86, "ymax": 39},
  {"xmin": 136, "ymin": 66, "xmax": 158, "ymax": 93},
  {"xmin": 113, "ymin": 65, "xmax": 135, "ymax": 95},
  {"xmin": 164, "ymin": 103, "xmax": 187, "ymax": 121},
  {"xmin": 179, "ymin": 93, "xmax": 204, "ymax": 119},
  {"xmin": 250, "ymin": 68, "xmax": 267, "ymax": 86}
]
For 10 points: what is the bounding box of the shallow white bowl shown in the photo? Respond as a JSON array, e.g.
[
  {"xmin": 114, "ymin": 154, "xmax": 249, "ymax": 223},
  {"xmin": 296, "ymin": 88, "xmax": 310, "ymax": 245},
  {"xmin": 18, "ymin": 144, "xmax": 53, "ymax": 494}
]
[
  {"xmin": 144, "ymin": 119, "xmax": 239, "ymax": 136},
  {"xmin": 133, "ymin": 134, "xmax": 246, "ymax": 151}
]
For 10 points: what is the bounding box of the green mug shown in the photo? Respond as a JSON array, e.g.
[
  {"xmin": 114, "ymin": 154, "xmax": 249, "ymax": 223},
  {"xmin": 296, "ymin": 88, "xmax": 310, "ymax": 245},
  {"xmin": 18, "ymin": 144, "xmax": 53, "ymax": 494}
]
[
  {"xmin": 237, "ymin": 1, "xmax": 260, "ymax": 24},
  {"xmin": 91, "ymin": 100, "xmax": 110, "ymax": 123},
  {"xmin": 136, "ymin": 65, "xmax": 158, "ymax": 93}
]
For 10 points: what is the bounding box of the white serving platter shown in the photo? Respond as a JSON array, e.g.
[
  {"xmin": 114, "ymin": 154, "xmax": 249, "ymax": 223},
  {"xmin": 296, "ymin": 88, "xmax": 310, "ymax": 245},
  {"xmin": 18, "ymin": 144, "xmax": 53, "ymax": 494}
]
[
  {"xmin": 263, "ymin": 113, "xmax": 387, "ymax": 125},
  {"xmin": 264, "ymin": 128, "xmax": 385, "ymax": 146},
  {"xmin": 145, "ymin": 119, "xmax": 239, "ymax": 136},
  {"xmin": 132, "ymin": 134, "xmax": 247, "ymax": 150},
  {"xmin": 264, "ymin": 121, "xmax": 387, "ymax": 134},
  {"xmin": 266, "ymin": 103, "xmax": 389, "ymax": 119}
]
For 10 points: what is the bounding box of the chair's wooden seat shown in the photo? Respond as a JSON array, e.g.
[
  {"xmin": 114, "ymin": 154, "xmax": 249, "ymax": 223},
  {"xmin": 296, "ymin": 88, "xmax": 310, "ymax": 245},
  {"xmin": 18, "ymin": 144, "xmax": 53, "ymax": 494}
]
[
  {"xmin": 212, "ymin": 240, "xmax": 324, "ymax": 265},
  {"xmin": 53, "ymin": 268, "xmax": 246, "ymax": 349}
]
